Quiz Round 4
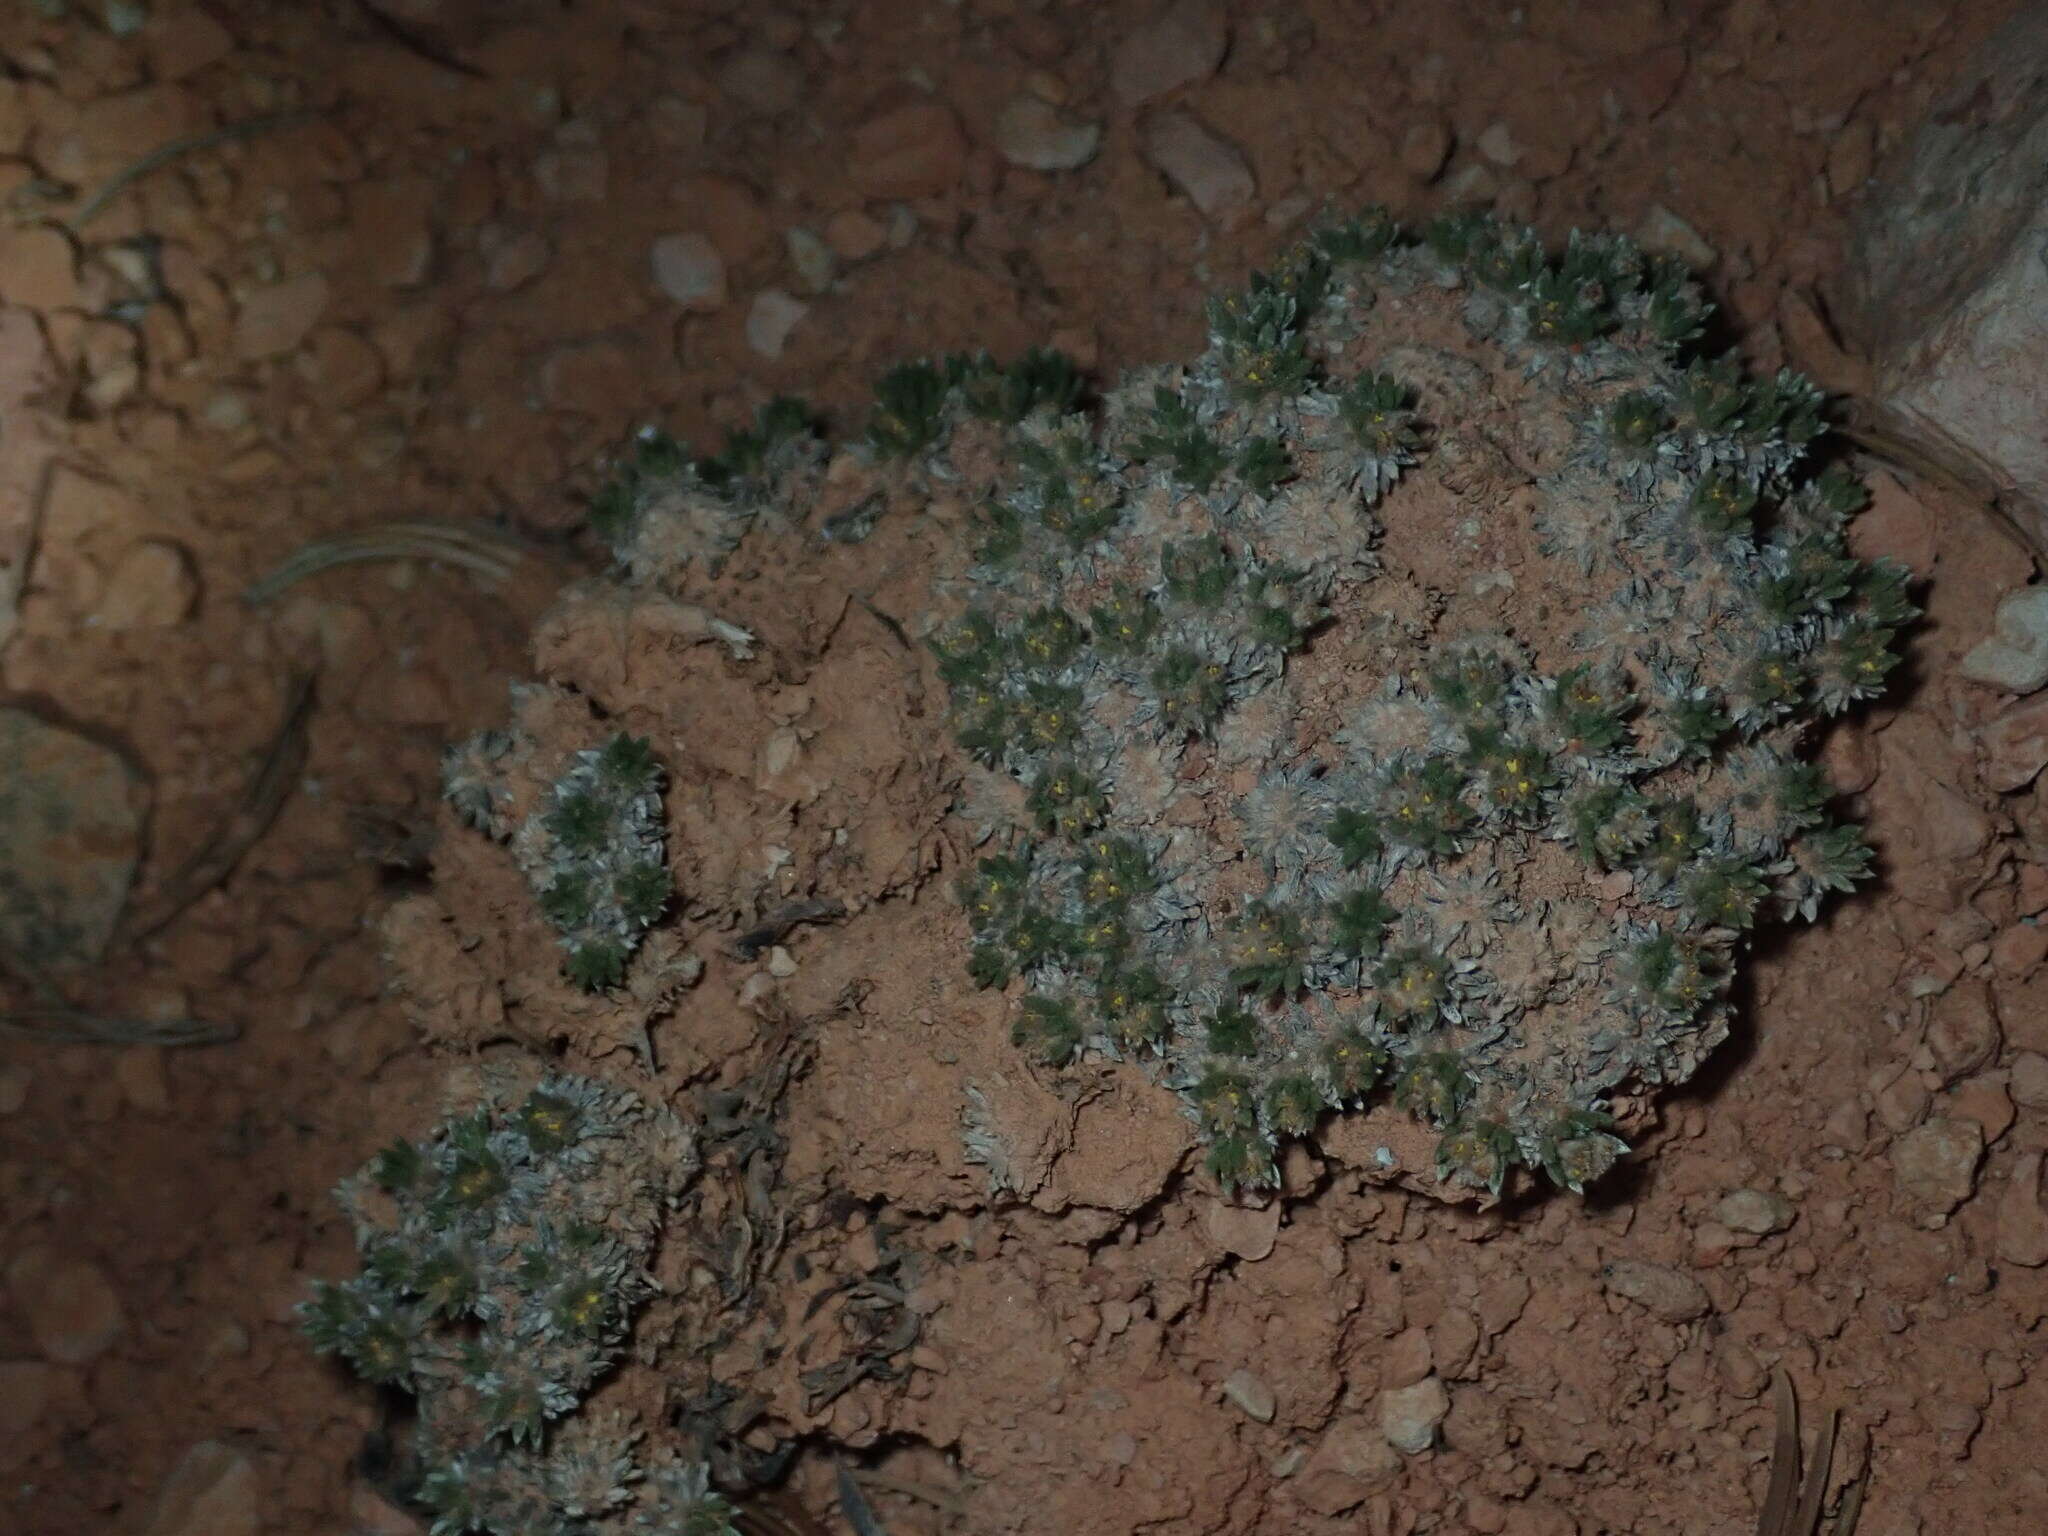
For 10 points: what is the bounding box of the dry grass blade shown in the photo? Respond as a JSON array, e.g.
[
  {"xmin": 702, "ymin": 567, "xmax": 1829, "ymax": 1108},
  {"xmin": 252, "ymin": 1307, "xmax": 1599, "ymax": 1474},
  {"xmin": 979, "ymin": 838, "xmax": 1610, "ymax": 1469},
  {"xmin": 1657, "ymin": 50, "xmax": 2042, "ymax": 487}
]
[
  {"xmin": 116, "ymin": 671, "xmax": 316, "ymax": 946},
  {"xmin": 67, "ymin": 111, "xmax": 319, "ymax": 230},
  {"xmin": 243, "ymin": 520, "xmax": 539, "ymax": 605},
  {"xmin": 1757, "ymin": 1369, "xmax": 1864, "ymax": 1536},
  {"xmin": 1759, "ymin": 1369, "xmax": 1803, "ymax": 1536},
  {"xmin": 0, "ymin": 1005, "xmax": 236, "ymax": 1045}
]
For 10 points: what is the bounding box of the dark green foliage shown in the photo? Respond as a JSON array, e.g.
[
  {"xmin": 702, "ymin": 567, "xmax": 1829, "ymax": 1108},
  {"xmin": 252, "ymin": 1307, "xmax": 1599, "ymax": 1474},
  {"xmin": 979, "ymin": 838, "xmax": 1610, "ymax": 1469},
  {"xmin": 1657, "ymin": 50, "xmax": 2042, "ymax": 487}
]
[
  {"xmin": 698, "ymin": 396, "xmax": 815, "ymax": 489},
  {"xmin": 1206, "ymin": 1004, "xmax": 1262, "ymax": 1058},
  {"xmin": 1079, "ymin": 836, "xmax": 1155, "ymax": 910},
  {"xmin": 1013, "ymin": 995, "xmax": 1083, "ymax": 1066},
  {"xmin": 1425, "ymin": 209, "xmax": 1493, "ymax": 264},
  {"xmin": 1429, "ymin": 649, "xmax": 1513, "ymax": 721},
  {"xmin": 1193, "ymin": 1065, "xmax": 1260, "ymax": 1136},
  {"xmin": 1626, "ymin": 930, "xmax": 1722, "ymax": 1019},
  {"xmin": 1605, "ymin": 390, "xmax": 1668, "ymax": 454},
  {"xmin": 615, "ymin": 862, "xmax": 671, "ymax": 927},
  {"xmin": 1326, "ymin": 806, "xmax": 1385, "ymax": 868},
  {"xmin": 1314, "ymin": 205, "xmax": 1397, "ymax": 265},
  {"xmin": 1464, "ymin": 728, "xmax": 1553, "ymax": 819},
  {"xmin": 546, "ymin": 792, "xmax": 610, "ymax": 853},
  {"xmin": 1375, "ymin": 945, "xmax": 1453, "ymax": 1025},
  {"xmin": 1379, "ymin": 760, "xmax": 1472, "ymax": 855},
  {"xmin": 1640, "ymin": 798, "xmax": 1705, "ymax": 882},
  {"xmin": 1437, "ymin": 1117, "xmax": 1520, "ymax": 1195},
  {"xmin": 1327, "ymin": 885, "xmax": 1398, "ymax": 960},
  {"xmin": 566, "ymin": 940, "xmax": 627, "ymax": 992},
  {"xmin": 1689, "ymin": 470, "xmax": 1758, "ymax": 534},
  {"xmin": 1161, "ymin": 535, "xmax": 1235, "ymax": 607},
  {"xmin": 1013, "ymin": 605, "xmax": 1086, "ymax": 670},
  {"xmin": 1322, "ymin": 1026, "xmax": 1387, "ymax": 1100},
  {"xmin": 954, "ymin": 347, "xmax": 1086, "ymax": 423},
  {"xmin": 1236, "ymin": 435, "xmax": 1294, "ymax": 498},
  {"xmin": 1098, "ymin": 966, "xmax": 1173, "ymax": 1049},
  {"xmin": 1205, "ymin": 1133, "xmax": 1276, "ymax": 1192},
  {"xmin": 866, "ymin": 361, "xmax": 952, "ymax": 458},
  {"xmin": 1393, "ymin": 1051, "xmax": 1472, "ymax": 1126},
  {"xmin": 1337, "ymin": 372, "xmax": 1421, "ymax": 458},
  {"xmin": 1264, "ymin": 1075, "xmax": 1325, "ymax": 1137},
  {"xmin": 371, "ymin": 1137, "xmax": 426, "ymax": 1194},
  {"xmin": 1567, "ymin": 785, "xmax": 1655, "ymax": 869},
  {"xmin": 1028, "ymin": 762, "xmax": 1108, "ymax": 837},
  {"xmin": 1674, "ymin": 354, "xmax": 1748, "ymax": 433},
  {"xmin": 1128, "ymin": 387, "xmax": 1229, "ymax": 493},
  {"xmin": 1091, "ymin": 583, "xmax": 1163, "ymax": 656},
  {"xmin": 1548, "ymin": 665, "xmax": 1632, "ymax": 754},
  {"xmin": 515, "ymin": 1089, "xmax": 586, "ymax": 1155},
  {"xmin": 1149, "ymin": 648, "xmax": 1229, "ymax": 734},
  {"xmin": 1681, "ymin": 858, "xmax": 1768, "ymax": 929},
  {"xmin": 1539, "ymin": 1108, "xmax": 1627, "ymax": 1193},
  {"xmin": 1206, "ymin": 271, "xmax": 1315, "ymax": 403},
  {"xmin": 596, "ymin": 733, "xmax": 659, "ymax": 788},
  {"xmin": 961, "ymin": 853, "xmax": 1033, "ymax": 932},
  {"xmin": 1229, "ymin": 903, "xmax": 1308, "ymax": 1002}
]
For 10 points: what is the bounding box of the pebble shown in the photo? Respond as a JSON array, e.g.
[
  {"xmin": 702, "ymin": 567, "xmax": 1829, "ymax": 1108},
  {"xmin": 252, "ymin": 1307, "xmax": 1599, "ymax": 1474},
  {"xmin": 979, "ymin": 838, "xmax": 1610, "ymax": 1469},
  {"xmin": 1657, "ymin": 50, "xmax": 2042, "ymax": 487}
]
[
  {"xmin": 1715, "ymin": 1188, "xmax": 1796, "ymax": 1235},
  {"xmin": 5, "ymin": 1247, "xmax": 124, "ymax": 1364},
  {"xmin": 1638, "ymin": 204, "xmax": 1719, "ymax": 271},
  {"xmin": 1142, "ymin": 109, "xmax": 1255, "ymax": 224},
  {"xmin": 1296, "ymin": 1413, "xmax": 1402, "ymax": 1513},
  {"xmin": 1996, "ymin": 1151, "xmax": 2048, "ymax": 1267},
  {"xmin": 1476, "ymin": 120, "xmax": 1523, "ymax": 167},
  {"xmin": 1223, "ymin": 1366, "xmax": 1276, "ymax": 1422},
  {"xmin": 483, "ymin": 227, "xmax": 553, "ymax": 293},
  {"xmin": 766, "ymin": 945, "xmax": 798, "ymax": 978},
  {"xmin": 298, "ymin": 326, "xmax": 385, "ymax": 409},
  {"xmin": 534, "ymin": 145, "xmax": 609, "ymax": 203},
  {"xmin": 97, "ymin": 539, "xmax": 199, "ymax": 630},
  {"xmin": 232, "ymin": 271, "xmax": 331, "ymax": 360},
  {"xmin": 1379, "ymin": 1325, "xmax": 1433, "ymax": 1389},
  {"xmin": 142, "ymin": 1441, "xmax": 260, "ymax": 1536},
  {"xmin": 993, "ymin": 93, "xmax": 1102, "ymax": 171},
  {"xmin": 650, "ymin": 232, "xmax": 728, "ymax": 311},
  {"xmin": 825, "ymin": 208, "xmax": 887, "ymax": 262},
  {"xmin": 0, "ymin": 225, "xmax": 81, "ymax": 310},
  {"xmin": 1977, "ymin": 691, "xmax": 2048, "ymax": 791},
  {"xmin": 1993, "ymin": 922, "xmax": 2048, "ymax": 977},
  {"xmin": 1928, "ymin": 982, "xmax": 2002, "ymax": 1083},
  {"xmin": 1959, "ymin": 587, "xmax": 2048, "ymax": 693},
  {"xmin": 785, "ymin": 227, "xmax": 836, "ymax": 294},
  {"xmin": 1380, "ymin": 1374, "xmax": 1451, "ymax": 1453},
  {"xmin": 745, "ymin": 288, "xmax": 808, "ymax": 360},
  {"xmin": 1399, "ymin": 120, "xmax": 1451, "ymax": 181},
  {"xmin": 1204, "ymin": 1195, "xmax": 1279, "ymax": 1259},
  {"xmin": 1890, "ymin": 1115, "xmax": 1985, "ymax": 1225},
  {"xmin": 1599, "ymin": 1258, "xmax": 1710, "ymax": 1322},
  {"xmin": 2010, "ymin": 1050, "xmax": 2048, "ymax": 1108},
  {"xmin": 849, "ymin": 100, "xmax": 967, "ymax": 199},
  {"xmin": 1112, "ymin": 0, "xmax": 1229, "ymax": 106},
  {"xmin": 147, "ymin": 6, "xmax": 235, "ymax": 79}
]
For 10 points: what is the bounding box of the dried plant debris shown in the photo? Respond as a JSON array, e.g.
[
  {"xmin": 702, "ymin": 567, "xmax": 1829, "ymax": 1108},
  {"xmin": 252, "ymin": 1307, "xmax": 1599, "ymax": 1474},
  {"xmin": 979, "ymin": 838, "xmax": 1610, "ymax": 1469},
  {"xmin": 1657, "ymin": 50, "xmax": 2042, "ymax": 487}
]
[
  {"xmin": 1758, "ymin": 1369, "xmax": 1864, "ymax": 1536},
  {"xmin": 905, "ymin": 210, "xmax": 1912, "ymax": 1198},
  {"xmin": 301, "ymin": 1068, "xmax": 727, "ymax": 1536}
]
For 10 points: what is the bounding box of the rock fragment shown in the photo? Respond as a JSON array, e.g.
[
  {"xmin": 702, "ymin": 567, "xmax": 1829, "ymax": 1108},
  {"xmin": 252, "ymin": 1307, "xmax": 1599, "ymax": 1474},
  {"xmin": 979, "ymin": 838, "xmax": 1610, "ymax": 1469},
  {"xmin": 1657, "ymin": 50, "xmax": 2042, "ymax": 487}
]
[
  {"xmin": 232, "ymin": 271, "xmax": 330, "ymax": 360},
  {"xmin": 1142, "ymin": 109, "xmax": 1254, "ymax": 224},
  {"xmin": 1222, "ymin": 1367, "xmax": 1275, "ymax": 1422},
  {"xmin": 1380, "ymin": 1374, "xmax": 1450, "ymax": 1453},
  {"xmin": 993, "ymin": 93, "xmax": 1102, "ymax": 171},
  {"xmin": 1112, "ymin": 0, "xmax": 1229, "ymax": 105},
  {"xmin": 1295, "ymin": 1414, "xmax": 1401, "ymax": 1514},
  {"xmin": 1600, "ymin": 1258, "xmax": 1710, "ymax": 1322},
  {"xmin": 650, "ymin": 232, "xmax": 727, "ymax": 311},
  {"xmin": 1714, "ymin": 1188, "xmax": 1795, "ymax": 1236},
  {"xmin": 97, "ymin": 539, "xmax": 199, "ymax": 630},
  {"xmin": 1638, "ymin": 204, "xmax": 1718, "ymax": 271},
  {"xmin": 1890, "ymin": 1116, "xmax": 1985, "ymax": 1225},
  {"xmin": 1399, "ymin": 120, "xmax": 1450, "ymax": 181},
  {"xmin": 1960, "ymin": 587, "xmax": 2048, "ymax": 694},
  {"xmin": 745, "ymin": 289, "xmax": 808, "ymax": 360},
  {"xmin": 849, "ymin": 100, "xmax": 967, "ymax": 199},
  {"xmin": 142, "ymin": 1441, "xmax": 260, "ymax": 1536},
  {"xmin": 1996, "ymin": 1151, "xmax": 2048, "ymax": 1267},
  {"xmin": 1977, "ymin": 692, "xmax": 2048, "ymax": 791},
  {"xmin": 5, "ymin": 1247, "xmax": 124, "ymax": 1364}
]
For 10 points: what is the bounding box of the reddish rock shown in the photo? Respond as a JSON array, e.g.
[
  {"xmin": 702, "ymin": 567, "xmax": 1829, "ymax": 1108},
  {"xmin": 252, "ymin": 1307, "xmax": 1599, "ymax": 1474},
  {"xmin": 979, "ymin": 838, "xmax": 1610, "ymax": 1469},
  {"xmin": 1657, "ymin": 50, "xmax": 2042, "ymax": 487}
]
[
  {"xmin": 1997, "ymin": 1151, "xmax": 2048, "ymax": 1266},
  {"xmin": 1979, "ymin": 692, "xmax": 2048, "ymax": 791},
  {"xmin": 1599, "ymin": 1258, "xmax": 1710, "ymax": 1322},
  {"xmin": 146, "ymin": 7, "xmax": 236, "ymax": 79},
  {"xmin": 232, "ymin": 271, "xmax": 331, "ymax": 360},
  {"xmin": 1928, "ymin": 981, "xmax": 2003, "ymax": 1082},
  {"xmin": 1111, "ymin": 0, "xmax": 1229, "ymax": 106},
  {"xmin": 848, "ymin": 100, "xmax": 968, "ymax": 199},
  {"xmin": 1890, "ymin": 1116, "xmax": 1985, "ymax": 1225},
  {"xmin": 0, "ymin": 225, "xmax": 80, "ymax": 310}
]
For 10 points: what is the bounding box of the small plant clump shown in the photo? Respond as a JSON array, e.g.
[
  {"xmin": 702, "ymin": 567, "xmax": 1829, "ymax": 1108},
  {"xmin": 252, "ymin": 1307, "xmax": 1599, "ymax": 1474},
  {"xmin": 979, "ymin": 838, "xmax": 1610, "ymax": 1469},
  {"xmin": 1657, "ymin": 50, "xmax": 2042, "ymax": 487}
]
[
  {"xmin": 908, "ymin": 209, "xmax": 1912, "ymax": 1198},
  {"xmin": 301, "ymin": 1070, "xmax": 723, "ymax": 1536},
  {"xmin": 444, "ymin": 729, "xmax": 672, "ymax": 992}
]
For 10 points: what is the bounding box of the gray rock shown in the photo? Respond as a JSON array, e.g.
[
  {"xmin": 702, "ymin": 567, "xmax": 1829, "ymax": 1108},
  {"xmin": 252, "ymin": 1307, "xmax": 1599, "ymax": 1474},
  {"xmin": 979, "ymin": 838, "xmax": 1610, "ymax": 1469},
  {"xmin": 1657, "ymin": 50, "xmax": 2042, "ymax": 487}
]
[
  {"xmin": 745, "ymin": 289, "xmax": 809, "ymax": 360},
  {"xmin": 1142, "ymin": 109, "xmax": 1254, "ymax": 225},
  {"xmin": 0, "ymin": 708, "xmax": 146, "ymax": 967},
  {"xmin": 1844, "ymin": 9, "xmax": 2048, "ymax": 549},
  {"xmin": 1600, "ymin": 1258, "xmax": 1710, "ymax": 1322},
  {"xmin": 994, "ymin": 93, "xmax": 1102, "ymax": 172},
  {"xmin": 1714, "ymin": 1188, "xmax": 1795, "ymax": 1236},
  {"xmin": 1380, "ymin": 1374, "xmax": 1450, "ymax": 1453},
  {"xmin": 1222, "ymin": 1366, "xmax": 1275, "ymax": 1422},
  {"xmin": 1638, "ymin": 204, "xmax": 1718, "ymax": 272},
  {"xmin": 1960, "ymin": 586, "xmax": 2048, "ymax": 693},
  {"xmin": 784, "ymin": 227, "xmax": 836, "ymax": 295},
  {"xmin": 142, "ymin": 1441, "xmax": 260, "ymax": 1536},
  {"xmin": 650, "ymin": 233, "xmax": 727, "ymax": 311},
  {"xmin": 1891, "ymin": 1115, "xmax": 1985, "ymax": 1227}
]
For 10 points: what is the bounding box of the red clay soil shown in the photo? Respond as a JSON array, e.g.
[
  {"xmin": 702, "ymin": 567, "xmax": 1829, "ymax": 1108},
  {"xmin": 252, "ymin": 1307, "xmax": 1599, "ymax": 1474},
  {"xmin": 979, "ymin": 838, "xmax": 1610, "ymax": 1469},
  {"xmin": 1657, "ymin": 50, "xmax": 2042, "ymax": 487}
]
[{"xmin": 1, "ymin": 3, "xmax": 2042, "ymax": 1533}]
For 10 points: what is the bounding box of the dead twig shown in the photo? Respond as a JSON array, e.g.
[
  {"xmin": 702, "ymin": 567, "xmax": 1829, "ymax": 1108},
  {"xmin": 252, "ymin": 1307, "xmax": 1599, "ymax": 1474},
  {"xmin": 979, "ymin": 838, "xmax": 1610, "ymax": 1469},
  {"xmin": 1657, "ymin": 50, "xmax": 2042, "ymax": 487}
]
[
  {"xmin": 115, "ymin": 671, "xmax": 316, "ymax": 947},
  {"xmin": 67, "ymin": 111, "xmax": 320, "ymax": 232},
  {"xmin": 0, "ymin": 1005, "xmax": 235, "ymax": 1046},
  {"xmin": 733, "ymin": 899, "xmax": 849, "ymax": 960}
]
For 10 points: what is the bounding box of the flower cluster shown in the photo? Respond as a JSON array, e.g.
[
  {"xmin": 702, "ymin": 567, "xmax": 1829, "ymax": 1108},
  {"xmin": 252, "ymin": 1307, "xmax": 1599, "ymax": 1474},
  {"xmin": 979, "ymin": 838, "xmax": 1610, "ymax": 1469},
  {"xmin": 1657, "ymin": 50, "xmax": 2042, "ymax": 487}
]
[
  {"xmin": 916, "ymin": 209, "xmax": 1911, "ymax": 1198},
  {"xmin": 301, "ymin": 1070, "xmax": 721, "ymax": 1536}
]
